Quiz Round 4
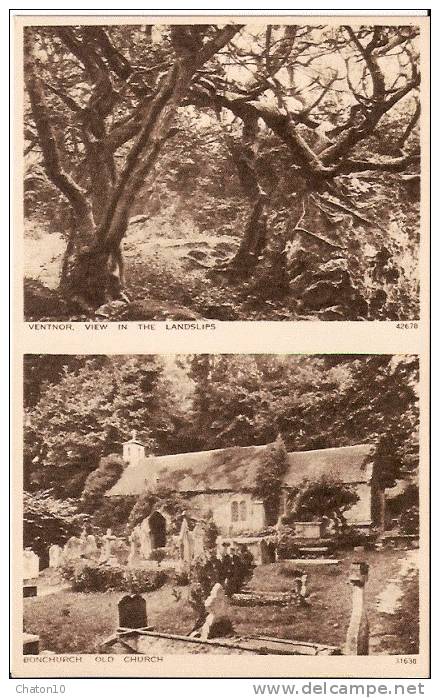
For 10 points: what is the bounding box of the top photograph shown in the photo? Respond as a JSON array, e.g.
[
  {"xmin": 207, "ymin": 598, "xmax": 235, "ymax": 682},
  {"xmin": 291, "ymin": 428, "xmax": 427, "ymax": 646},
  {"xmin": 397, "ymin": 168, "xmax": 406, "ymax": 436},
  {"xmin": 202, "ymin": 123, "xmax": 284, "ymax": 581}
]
[{"xmin": 20, "ymin": 20, "xmax": 424, "ymax": 322}]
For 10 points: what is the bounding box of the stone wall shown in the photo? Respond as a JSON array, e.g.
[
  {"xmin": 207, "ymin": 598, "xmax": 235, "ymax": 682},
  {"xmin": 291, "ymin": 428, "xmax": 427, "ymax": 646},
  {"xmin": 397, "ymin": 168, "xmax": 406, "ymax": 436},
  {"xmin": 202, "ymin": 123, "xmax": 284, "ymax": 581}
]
[{"xmin": 182, "ymin": 491, "xmax": 266, "ymax": 535}]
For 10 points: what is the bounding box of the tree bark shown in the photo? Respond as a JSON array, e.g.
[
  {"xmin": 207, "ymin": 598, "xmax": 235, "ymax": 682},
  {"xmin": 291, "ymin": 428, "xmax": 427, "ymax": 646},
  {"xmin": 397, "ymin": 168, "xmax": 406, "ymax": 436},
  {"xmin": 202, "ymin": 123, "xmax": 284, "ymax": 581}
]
[{"xmin": 225, "ymin": 140, "xmax": 269, "ymax": 277}]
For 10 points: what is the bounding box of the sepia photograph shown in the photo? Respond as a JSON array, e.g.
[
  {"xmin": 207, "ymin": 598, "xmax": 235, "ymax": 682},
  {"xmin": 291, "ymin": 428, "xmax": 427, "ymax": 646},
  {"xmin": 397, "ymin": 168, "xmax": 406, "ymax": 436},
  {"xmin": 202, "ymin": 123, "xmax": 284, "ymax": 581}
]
[
  {"xmin": 21, "ymin": 20, "xmax": 423, "ymax": 322},
  {"xmin": 21, "ymin": 354, "xmax": 421, "ymax": 660}
]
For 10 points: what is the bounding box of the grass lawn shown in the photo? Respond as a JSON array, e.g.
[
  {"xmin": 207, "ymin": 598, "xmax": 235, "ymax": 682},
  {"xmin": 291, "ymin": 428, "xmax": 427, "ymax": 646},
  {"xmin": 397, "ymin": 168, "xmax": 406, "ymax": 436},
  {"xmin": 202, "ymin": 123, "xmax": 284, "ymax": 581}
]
[{"xmin": 23, "ymin": 548, "xmax": 418, "ymax": 655}]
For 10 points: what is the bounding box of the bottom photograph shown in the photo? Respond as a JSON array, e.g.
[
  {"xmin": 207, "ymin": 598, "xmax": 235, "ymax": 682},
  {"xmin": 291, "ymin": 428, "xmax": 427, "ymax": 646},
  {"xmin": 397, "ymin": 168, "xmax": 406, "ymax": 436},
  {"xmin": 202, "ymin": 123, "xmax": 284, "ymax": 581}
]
[{"xmin": 21, "ymin": 353, "xmax": 420, "ymax": 662}]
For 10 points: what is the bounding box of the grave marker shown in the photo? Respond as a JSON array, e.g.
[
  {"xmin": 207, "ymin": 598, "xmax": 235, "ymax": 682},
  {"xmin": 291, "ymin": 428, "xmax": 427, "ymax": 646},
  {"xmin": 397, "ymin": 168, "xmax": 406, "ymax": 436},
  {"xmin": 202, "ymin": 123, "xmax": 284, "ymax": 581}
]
[{"xmin": 345, "ymin": 561, "xmax": 369, "ymax": 655}]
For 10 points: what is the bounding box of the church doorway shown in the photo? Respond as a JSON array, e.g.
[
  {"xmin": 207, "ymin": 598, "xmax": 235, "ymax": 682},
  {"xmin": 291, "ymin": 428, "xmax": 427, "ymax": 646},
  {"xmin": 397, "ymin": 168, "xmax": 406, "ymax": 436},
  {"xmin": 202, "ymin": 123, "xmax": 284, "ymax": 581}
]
[{"xmin": 148, "ymin": 511, "xmax": 166, "ymax": 549}]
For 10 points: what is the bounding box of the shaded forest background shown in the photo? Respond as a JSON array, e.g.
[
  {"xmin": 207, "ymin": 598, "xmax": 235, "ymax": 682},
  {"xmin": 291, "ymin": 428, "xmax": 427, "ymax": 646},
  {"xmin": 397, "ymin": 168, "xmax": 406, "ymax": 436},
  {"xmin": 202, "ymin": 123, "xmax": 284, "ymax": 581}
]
[
  {"xmin": 23, "ymin": 23, "xmax": 421, "ymax": 321},
  {"xmin": 23, "ymin": 354, "xmax": 419, "ymax": 554}
]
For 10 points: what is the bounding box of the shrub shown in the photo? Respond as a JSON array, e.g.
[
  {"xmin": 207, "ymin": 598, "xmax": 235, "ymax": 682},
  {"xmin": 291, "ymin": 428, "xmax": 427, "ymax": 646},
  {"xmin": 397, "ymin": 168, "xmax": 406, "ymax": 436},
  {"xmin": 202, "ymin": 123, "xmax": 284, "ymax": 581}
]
[
  {"xmin": 124, "ymin": 568, "xmax": 167, "ymax": 594},
  {"xmin": 61, "ymin": 561, "xmax": 125, "ymax": 592},
  {"xmin": 276, "ymin": 534, "xmax": 300, "ymax": 560},
  {"xmin": 82, "ymin": 454, "xmax": 124, "ymax": 509},
  {"xmin": 331, "ymin": 528, "xmax": 375, "ymax": 550},
  {"xmin": 149, "ymin": 549, "xmax": 166, "ymax": 565},
  {"xmin": 399, "ymin": 505, "xmax": 419, "ymax": 535},
  {"xmin": 203, "ymin": 517, "xmax": 219, "ymax": 552},
  {"xmin": 293, "ymin": 475, "xmax": 359, "ymax": 531},
  {"xmin": 173, "ymin": 570, "xmax": 190, "ymax": 586},
  {"xmin": 254, "ymin": 435, "xmax": 289, "ymax": 525},
  {"xmin": 61, "ymin": 560, "xmax": 167, "ymax": 593}
]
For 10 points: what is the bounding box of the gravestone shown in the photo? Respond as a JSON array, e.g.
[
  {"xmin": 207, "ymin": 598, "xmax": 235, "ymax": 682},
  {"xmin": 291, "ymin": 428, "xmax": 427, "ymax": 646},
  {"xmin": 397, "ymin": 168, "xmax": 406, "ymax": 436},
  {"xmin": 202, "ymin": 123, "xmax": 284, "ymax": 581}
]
[
  {"xmin": 200, "ymin": 583, "xmax": 234, "ymax": 640},
  {"xmin": 23, "ymin": 633, "xmax": 40, "ymax": 655},
  {"xmin": 100, "ymin": 528, "xmax": 117, "ymax": 562},
  {"xmin": 64, "ymin": 536, "xmax": 82, "ymax": 560},
  {"xmin": 179, "ymin": 518, "xmax": 194, "ymax": 567},
  {"xmin": 138, "ymin": 519, "xmax": 152, "ymax": 559},
  {"xmin": 84, "ymin": 534, "xmax": 98, "ymax": 559},
  {"xmin": 192, "ymin": 522, "xmax": 206, "ymax": 558},
  {"xmin": 23, "ymin": 549, "xmax": 39, "ymax": 579},
  {"xmin": 345, "ymin": 562, "xmax": 369, "ymax": 655},
  {"xmin": 294, "ymin": 521, "xmax": 324, "ymax": 539},
  {"xmin": 128, "ymin": 530, "xmax": 140, "ymax": 568},
  {"xmin": 118, "ymin": 594, "xmax": 148, "ymax": 629},
  {"xmin": 48, "ymin": 544, "xmax": 63, "ymax": 569}
]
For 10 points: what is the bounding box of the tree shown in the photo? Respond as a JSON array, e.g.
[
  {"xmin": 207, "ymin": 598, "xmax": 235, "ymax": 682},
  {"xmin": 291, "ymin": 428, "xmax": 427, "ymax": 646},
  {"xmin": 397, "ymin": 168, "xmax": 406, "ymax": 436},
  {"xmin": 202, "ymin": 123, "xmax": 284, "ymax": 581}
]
[
  {"xmin": 24, "ymin": 24, "xmax": 243, "ymax": 309},
  {"xmin": 81, "ymin": 453, "xmax": 124, "ymax": 510},
  {"xmin": 24, "ymin": 24, "xmax": 420, "ymax": 320},
  {"xmin": 191, "ymin": 25, "xmax": 420, "ymax": 317},
  {"xmin": 24, "ymin": 354, "xmax": 419, "ymax": 508},
  {"xmin": 23, "ymin": 490, "xmax": 88, "ymax": 563},
  {"xmin": 187, "ymin": 354, "xmax": 419, "ymax": 490},
  {"xmin": 291, "ymin": 475, "xmax": 359, "ymax": 531},
  {"xmin": 24, "ymin": 355, "xmax": 181, "ymax": 497}
]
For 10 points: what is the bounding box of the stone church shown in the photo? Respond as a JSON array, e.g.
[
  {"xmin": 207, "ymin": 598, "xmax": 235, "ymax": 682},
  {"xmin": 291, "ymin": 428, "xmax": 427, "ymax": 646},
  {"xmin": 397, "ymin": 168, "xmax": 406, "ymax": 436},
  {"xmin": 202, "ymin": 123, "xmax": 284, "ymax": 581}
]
[{"xmin": 106, "ymin": 434, "xmax": 386, "ymax": 547}]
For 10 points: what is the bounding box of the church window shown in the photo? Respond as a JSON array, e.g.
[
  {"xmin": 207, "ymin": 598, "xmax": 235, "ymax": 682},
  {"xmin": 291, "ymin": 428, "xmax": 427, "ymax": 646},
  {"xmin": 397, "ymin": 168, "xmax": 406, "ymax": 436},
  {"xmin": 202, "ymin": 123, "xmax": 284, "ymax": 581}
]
[
  {"xmin": 231, "ymin": 501, "xmax": 239, "ymax": 522},
  {"xmin": 239, "ymin": 500, "xmax": 247, "ymax": 521}
]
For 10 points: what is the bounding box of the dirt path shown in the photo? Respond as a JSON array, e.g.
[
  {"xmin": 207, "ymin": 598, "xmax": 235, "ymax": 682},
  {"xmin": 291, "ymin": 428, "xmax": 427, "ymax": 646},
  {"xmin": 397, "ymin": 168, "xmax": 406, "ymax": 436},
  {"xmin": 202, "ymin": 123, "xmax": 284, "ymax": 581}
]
[{"xmin": 370, "ymin": 548, "xmax": 419, "ymax": 653}]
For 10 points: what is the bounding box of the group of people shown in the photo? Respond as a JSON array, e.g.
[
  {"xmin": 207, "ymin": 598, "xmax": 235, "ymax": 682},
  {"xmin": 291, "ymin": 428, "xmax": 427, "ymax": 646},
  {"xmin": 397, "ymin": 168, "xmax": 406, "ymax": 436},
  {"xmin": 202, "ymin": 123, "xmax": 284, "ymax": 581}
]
[{"xmin": 197, "ymin": 542, "xmax": 255, "ymax": 597}]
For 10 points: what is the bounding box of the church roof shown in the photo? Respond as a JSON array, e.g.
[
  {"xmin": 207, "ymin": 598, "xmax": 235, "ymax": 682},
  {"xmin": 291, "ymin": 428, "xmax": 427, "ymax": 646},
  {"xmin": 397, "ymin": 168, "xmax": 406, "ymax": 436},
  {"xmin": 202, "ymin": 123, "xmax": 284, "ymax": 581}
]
[{"xmin": 106, "ymin": 443, "xmax": 375, "ymax": 497}]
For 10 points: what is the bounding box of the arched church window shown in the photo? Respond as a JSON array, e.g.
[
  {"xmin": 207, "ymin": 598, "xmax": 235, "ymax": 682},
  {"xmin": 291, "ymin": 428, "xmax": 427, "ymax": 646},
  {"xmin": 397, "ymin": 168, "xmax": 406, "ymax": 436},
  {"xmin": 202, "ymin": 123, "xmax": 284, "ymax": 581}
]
[
  {"xmin": 231, "ymin": 501, "xmax": 239, "ymax": 522},
  {"xmin": 239, "ymin": 500, "xmax": 247, "ymax": 521}
]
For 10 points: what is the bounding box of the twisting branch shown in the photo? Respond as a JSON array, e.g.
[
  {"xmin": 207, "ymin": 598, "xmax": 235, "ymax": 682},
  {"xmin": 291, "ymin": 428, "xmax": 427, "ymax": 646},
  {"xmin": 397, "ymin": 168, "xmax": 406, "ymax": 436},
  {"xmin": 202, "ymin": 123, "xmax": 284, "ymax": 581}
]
[
  {"xmin": 396, "ymin": 102, "xmax": 420, "ymax": 149},
  {"xmin": 24, "ymin": 29, "xmax": 94, "ymax": 236}
]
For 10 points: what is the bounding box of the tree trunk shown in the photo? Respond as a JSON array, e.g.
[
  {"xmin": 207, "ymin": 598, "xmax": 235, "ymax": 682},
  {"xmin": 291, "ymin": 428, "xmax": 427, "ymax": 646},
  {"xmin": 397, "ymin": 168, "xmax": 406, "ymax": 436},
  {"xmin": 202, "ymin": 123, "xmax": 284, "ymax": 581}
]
[
  {"xmin": 62, "ymin": 61, "xmax": 195, "ymax": 307},
  {"xmin": 225, "ymin": 140, "xmax": 269, "ymax": 277}
]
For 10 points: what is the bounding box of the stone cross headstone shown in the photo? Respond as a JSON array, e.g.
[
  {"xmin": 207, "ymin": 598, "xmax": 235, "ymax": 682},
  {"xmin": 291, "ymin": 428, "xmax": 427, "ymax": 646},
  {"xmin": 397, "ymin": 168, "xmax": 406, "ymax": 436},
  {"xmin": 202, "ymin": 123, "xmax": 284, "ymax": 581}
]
[
  {"xmin": 128, "ymin": 531, "xmax": 140, "ymax": 568},
  {"xmin": 100, "ymin": 528, "xmax": 116, "ymax": 562},
  {"xmin": 200, "ymin": 583, "xmax": 233, "ymax": 640},
  {"xmin": 345, "ymin": 561, "xmax": 369, "ymax": 655},
  {"xmin": 23, "ymin": 549, "xmax": 39, "ymax": 579},
  {"xmin": 48, "ymin": 544, "xmax": 63, "ymax": 569},
  {"xmin": 118, "ymin": 594, "xmax": 148, "ymax": 629},
  {"xmin": 179, "ymin": 518, "xmax": 194, "ymax": 567}
]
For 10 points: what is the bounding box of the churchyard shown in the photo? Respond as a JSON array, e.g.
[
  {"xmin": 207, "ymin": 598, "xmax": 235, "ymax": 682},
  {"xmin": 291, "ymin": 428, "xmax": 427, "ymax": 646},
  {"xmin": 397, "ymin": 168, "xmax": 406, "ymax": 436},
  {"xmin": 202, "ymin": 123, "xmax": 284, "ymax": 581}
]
[{"xmin": 23, "ymin": 530, "xmax": 419, "ymax": 656}]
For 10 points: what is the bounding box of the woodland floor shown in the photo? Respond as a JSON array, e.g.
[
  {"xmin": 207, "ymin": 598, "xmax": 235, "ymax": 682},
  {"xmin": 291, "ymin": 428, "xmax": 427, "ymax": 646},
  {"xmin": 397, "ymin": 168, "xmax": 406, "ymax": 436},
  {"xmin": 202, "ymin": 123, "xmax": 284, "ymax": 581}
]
[
  {"xmin": 23, "ymin": 215, "xmax": 340, "ymax": 322},
  {"xmin": 23, "ymin": 548, "xmax": 419, "ymax": 655}
]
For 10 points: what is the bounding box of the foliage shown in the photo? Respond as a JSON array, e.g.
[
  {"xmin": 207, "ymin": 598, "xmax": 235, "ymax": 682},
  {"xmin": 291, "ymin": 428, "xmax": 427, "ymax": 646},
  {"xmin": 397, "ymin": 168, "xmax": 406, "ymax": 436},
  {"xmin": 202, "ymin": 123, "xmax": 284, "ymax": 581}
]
[
  {"xmin": 24, "ymin": 490, "xmax": 87, "ymax": 562},
  {"xmin": 276, "ymin": 534, "xmax": 301, "ymax": 561},
  {"xmin": 128, "ymin": 487, "xmax": 186, "ymax": 533},
  {"xmin": 24, "ymin": 355, "xmax": 182, "ymax": 497},
  {"xmin": 291, "ymin": 476, "xmax": 359, "ymax": 530},
  {"xmin": 149, "ymin": 549, "xmax": 167, "ymax": 565},
  {"xmin": 90, "ymin": 497, "xmax": 136, "ymax": 535},
  {"xmin": 186, "ymin": 355, "xmax": 419, "ymax": 491},
  {"xmin": 123, "ymin": 568, "xmax": 168, "ymax": 594},
  {"xmin": 399, "ymin": 506, "xmax": 419, "ymax": 535},
  {"xmin": 203, "ymin": 517, "xmax": 219, "ymax": 552},
  {"xmin": 173, "ymin": 570, "xmax": 190, "ymax": 586},
  {"xmin": 254, "ymin": 435, "xmax": 289, "ymax": 525},
  {"xmin": 24, "ymin": 24, "xmax": 420, "ymax": 321},
  {"xmin": 387, "ymin": 483, "xmax": 419, "ymax": 534},
  {"xmin": 61, "ymin": 560, "xmax": 167, "ymax": 593},
  {"xmin": 81, "ymin": 454, "xmax": 124, "ymax": 509},
  {"xmin": 127, "ymin": 492, "xmax": 158, "ymax": 531}
]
